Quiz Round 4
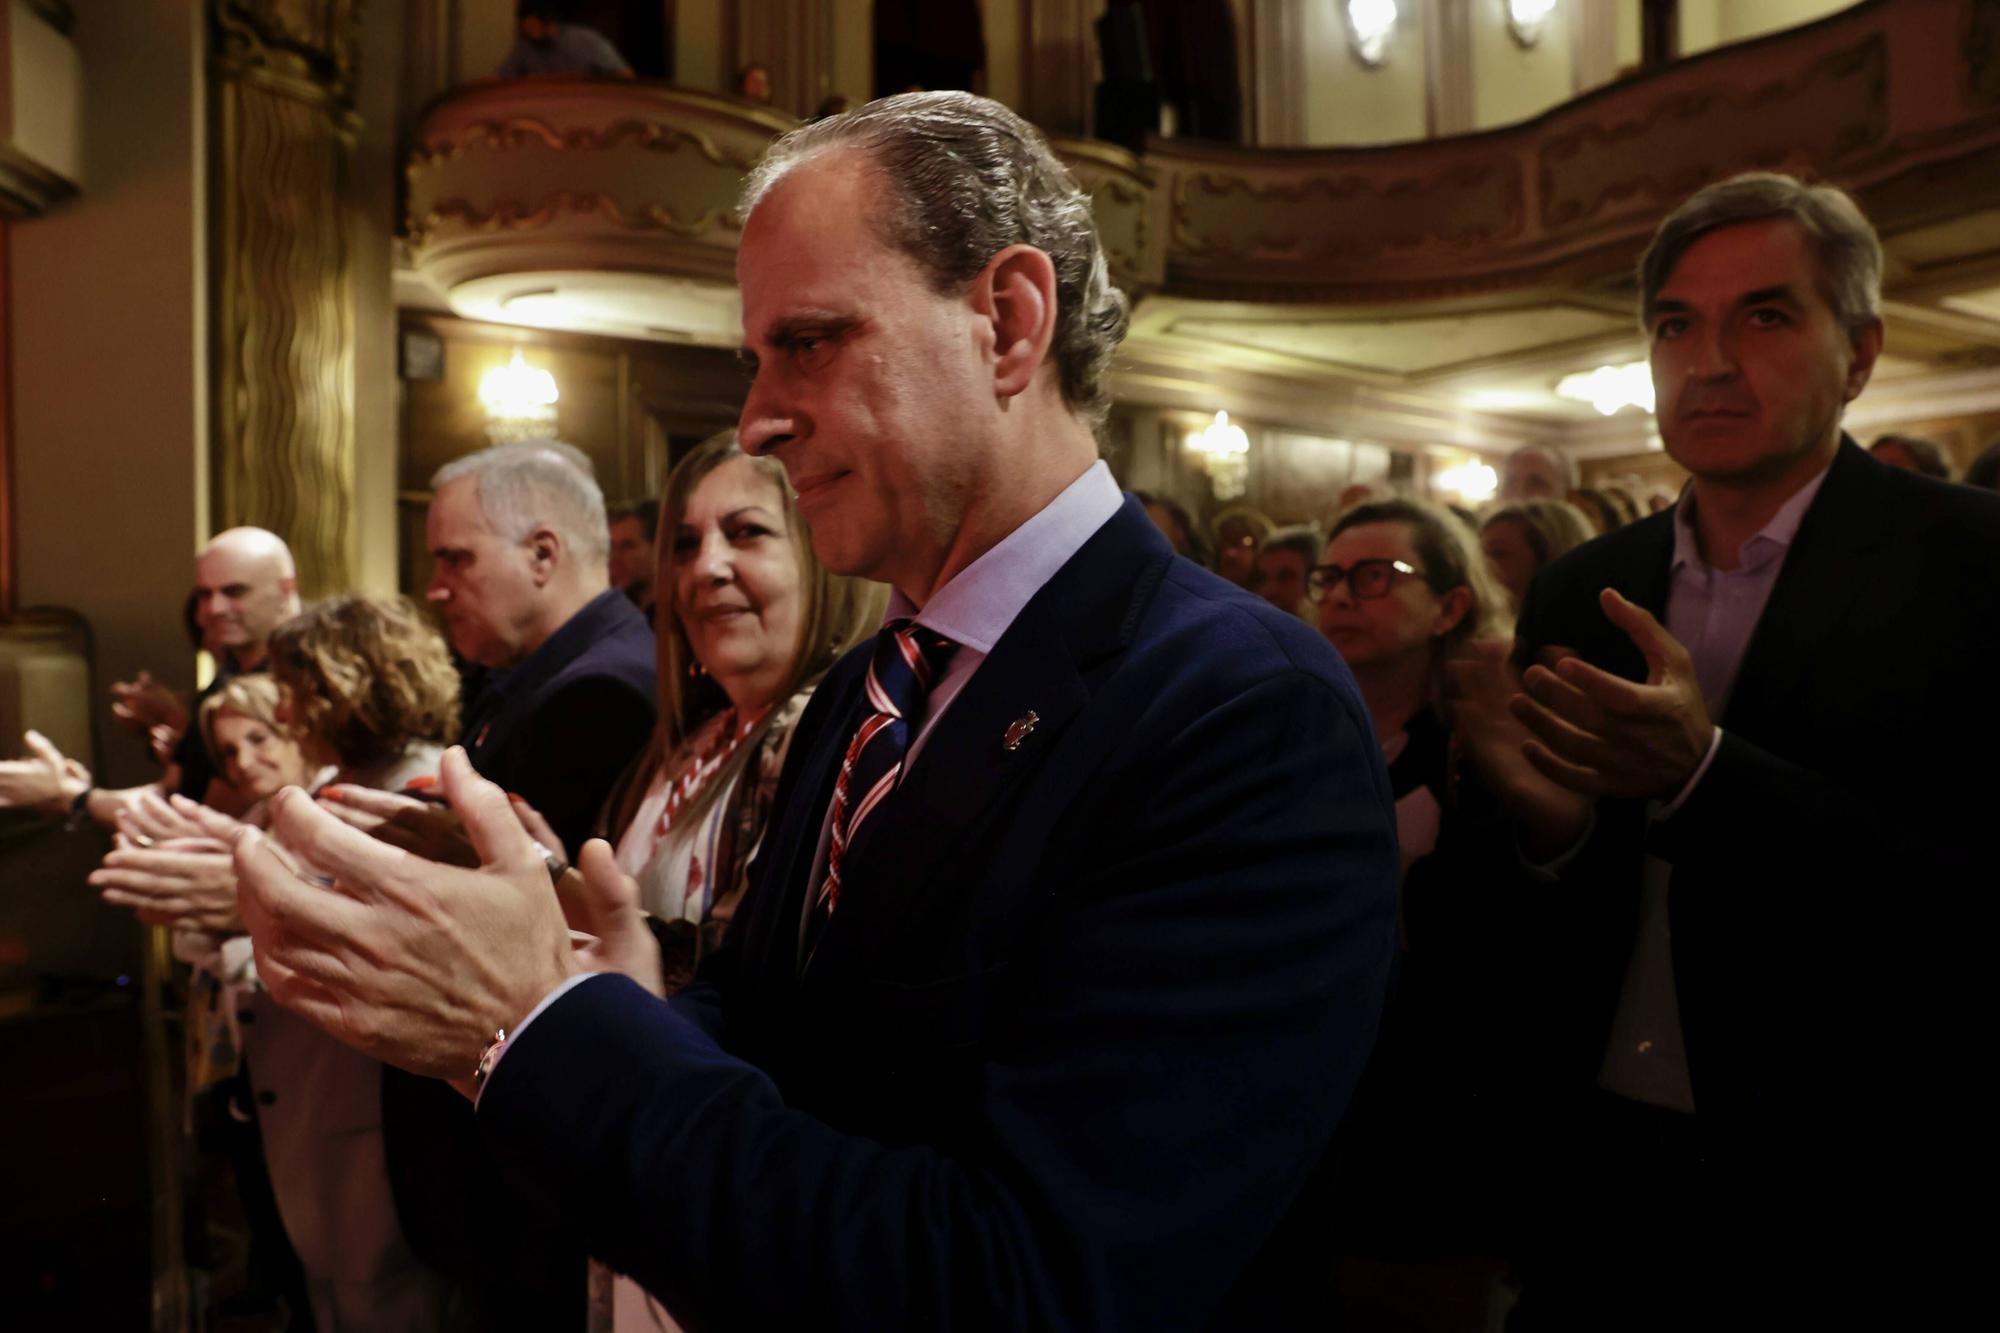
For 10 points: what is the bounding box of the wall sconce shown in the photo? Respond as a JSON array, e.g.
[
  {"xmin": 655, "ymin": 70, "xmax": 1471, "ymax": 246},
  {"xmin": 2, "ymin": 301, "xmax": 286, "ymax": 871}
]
[
  {"xmin": 1507, "ymin": 0, "xmax": 1559, "ymax": 49},
  {"xmin": 1344, "ymin": 0, "xmax": 1399, "ymax": 67},
  {"xmin": 1433, "ymin": 458, "xmax": 1499, "ymax": 504},
  {"xmin": 478, "ymin": 347, "xmax": 560, "ymax": 444},
  {"xmin": 1555, "ymin": 361, "xmax": 1655, "ymax": 416},
  {"xmin": 1186, "ymin": 410, "xmax": 1251, "ymax": 501}
]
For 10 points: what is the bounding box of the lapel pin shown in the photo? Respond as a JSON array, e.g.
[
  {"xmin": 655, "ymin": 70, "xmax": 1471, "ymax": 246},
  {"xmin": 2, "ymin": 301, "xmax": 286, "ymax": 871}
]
[{"xmin": 1003, "ymin": 710, "xmax": 1040, "ymax": 752}]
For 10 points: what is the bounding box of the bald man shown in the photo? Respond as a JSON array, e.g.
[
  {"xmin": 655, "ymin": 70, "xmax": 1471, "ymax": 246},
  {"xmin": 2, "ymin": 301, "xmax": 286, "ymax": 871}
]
[{"xmin": 0, "ymin": 527, "xmax": 300, "ymax": 824}]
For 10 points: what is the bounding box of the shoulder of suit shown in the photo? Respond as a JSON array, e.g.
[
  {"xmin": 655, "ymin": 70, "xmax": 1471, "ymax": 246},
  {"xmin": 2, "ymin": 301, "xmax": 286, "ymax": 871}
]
[{"xmin": 1149, "ymin": 557, "xmax": 1352, "ymax": 688}]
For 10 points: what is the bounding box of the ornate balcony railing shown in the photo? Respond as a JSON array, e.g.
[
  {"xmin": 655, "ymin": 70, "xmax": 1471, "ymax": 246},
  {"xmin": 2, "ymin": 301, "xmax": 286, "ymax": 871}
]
[{"xmin": 404, "ymin": 0, "xmax": 2000, "ymax": 325}]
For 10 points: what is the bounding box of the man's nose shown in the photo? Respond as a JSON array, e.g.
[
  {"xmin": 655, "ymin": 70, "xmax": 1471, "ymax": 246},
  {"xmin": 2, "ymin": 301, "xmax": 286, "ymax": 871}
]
[
  {"xmin": 425, "ymin": 572, "xmax": 449, "ymax": 602},
  {"xmin": 738, "ymin": 376, "xmax": 798, "ymax": 457},
  {"xmin": 1688, "ymin": 325, "xmax": 1739, "ymax": 379}
]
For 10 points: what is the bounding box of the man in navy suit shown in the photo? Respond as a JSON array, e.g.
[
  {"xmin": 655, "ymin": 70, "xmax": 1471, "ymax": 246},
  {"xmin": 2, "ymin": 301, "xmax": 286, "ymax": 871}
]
[
  {"xmin": 234, "ymin": 92, "xmax": 1399, "ymax": 1331},
  {"xmin": 1452, "ymin": 174, "xmax": 2000, "ymax": 1327}
]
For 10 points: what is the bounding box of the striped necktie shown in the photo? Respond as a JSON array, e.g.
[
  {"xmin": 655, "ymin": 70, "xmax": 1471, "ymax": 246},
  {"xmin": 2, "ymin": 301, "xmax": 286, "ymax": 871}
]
[{"xmin": 805, "ymin": 618, "xmax": 958, "ymax": 952}]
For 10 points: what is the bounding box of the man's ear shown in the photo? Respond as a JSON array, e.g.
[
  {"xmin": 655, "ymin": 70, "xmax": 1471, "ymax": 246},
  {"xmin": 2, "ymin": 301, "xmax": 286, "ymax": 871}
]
[
  {"xmin": 1844, "ymin": 317, "xmax": 1884, "ymax": 402},
  {"xmin": 527, "ymin": 527, "xmax": 562, "ymax": 585},
  {"xmin": 976, "ymin": 244, "xmax": 1060, "ymax": 401}
]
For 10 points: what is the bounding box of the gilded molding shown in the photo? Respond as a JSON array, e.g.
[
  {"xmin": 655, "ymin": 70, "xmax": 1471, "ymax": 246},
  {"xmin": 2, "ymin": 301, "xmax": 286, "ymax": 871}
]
[
  {"xmin": 408, "ymin": 117, "xmax": 760, "ymax": 174},
  {"xmin": 1171, "ymin": 161, "xmax": 1523, "ymax": 264},
  {"xmin": 410, "ymin": 191, "xmax": 740, "ymax": 249},
  {"xmin": 211, "ymin": 0, "xmax": 359, "ymax": 108},
  {"xmin": 210, "ymin": 8, "xmax": 359, "ymax": 598},
  {"xmin": 1537, "ymin": 37, "xmax": 1889, "ymax": 231}
]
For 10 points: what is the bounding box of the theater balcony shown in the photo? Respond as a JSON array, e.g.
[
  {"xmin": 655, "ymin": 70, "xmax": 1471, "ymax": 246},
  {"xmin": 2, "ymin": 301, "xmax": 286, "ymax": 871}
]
[{"xmin": 397, "ymin": 0, "xmax": 2000, "ymax": 516}]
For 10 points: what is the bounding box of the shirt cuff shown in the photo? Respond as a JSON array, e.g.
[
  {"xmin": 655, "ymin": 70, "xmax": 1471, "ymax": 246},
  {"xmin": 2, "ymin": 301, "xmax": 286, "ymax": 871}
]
[
  {"xmin": 474, "ymin": 971, "xmax": 600, "ymax": 1109},
  {"xmin": 1658, "ymin": 725, "xmax": 1725, "ymax": 820}
]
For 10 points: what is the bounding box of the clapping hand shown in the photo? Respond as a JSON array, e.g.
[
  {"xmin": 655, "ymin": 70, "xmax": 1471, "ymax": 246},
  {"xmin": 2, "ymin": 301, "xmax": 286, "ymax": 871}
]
[
  {"xmin": 0, "ymin": 731, "xmax": 89, "ymax": 813},
  {"xmin": 1510, "ymin": 588, "xmax": 1714, "ymax": 801},
  {"xmin": 92, "ymin": 834, "xmax": 244, "ymax": 933},
  {"xmin": 231, "ymin": 746, "xmax": 583, "ymax": 1081},
  {"xmin": 1445, "ymin": 640, "xmax": 1594, "ymax": 859},
  {"xmin": 318, "ymin": 784, "xmax": 483, "ymax": 868},
  {"xmin": 110, "ymin": 672, "xmax": 187, "ymax": 743}
]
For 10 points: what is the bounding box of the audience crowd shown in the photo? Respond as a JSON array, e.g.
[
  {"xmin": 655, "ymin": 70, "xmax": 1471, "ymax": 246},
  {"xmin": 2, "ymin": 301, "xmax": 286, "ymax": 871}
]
[{"xmin": 3, "ymin": 90, "xmax": 1998, "ymax": 1333}]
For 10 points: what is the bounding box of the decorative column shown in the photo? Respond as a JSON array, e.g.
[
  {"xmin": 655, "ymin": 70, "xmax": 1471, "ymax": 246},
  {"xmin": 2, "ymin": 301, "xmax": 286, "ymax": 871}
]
[
  {"xmin": 208, "ymin": 1, "xmax": 361, "ymax": 599},
  {"xmin": 1019, "ymin": 0, "xmax": 1101, "ymax": 137},
  {"xmin": 728, "ymin": 0, "xmax": 832, "ymax": 116}
]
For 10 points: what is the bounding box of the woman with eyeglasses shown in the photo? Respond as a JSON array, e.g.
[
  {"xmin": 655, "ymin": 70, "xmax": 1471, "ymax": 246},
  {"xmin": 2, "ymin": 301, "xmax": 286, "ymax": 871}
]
[{"xmin": 1311, "ymin": 498, "xmax": 1532, "ymax": 1311}]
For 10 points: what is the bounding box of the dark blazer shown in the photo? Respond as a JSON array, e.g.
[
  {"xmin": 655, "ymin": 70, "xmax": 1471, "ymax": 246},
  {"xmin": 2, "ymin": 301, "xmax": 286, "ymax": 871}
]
[
  {"xmin": 1510, "ymin": 438, "xmax": 2000, "ymax": 1266},
  {"xmin": 478, "ymin": 498, "xmax": 1401, "ymax": 1331},
  {"xmin": 385, "ymin": 588, "xmax": 658, "ymax": 1330},
  {"xmin": 463, "ymin": 587, "xmax": 658, "ymax": 856}
]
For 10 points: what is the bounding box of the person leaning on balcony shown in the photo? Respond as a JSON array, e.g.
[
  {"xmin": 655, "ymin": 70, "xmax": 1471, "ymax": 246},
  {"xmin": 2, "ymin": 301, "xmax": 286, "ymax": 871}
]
[
  {"xmin": 0, "ymin": 526, "xmax": 300, "ymax": 826},
  {"xmin": 496, "ymin": 1, "xmax": 634, "ymax": 80},
  {"xmin": 1451, "ymin": 171, "xmax": 2000, "ymax": 1328}
]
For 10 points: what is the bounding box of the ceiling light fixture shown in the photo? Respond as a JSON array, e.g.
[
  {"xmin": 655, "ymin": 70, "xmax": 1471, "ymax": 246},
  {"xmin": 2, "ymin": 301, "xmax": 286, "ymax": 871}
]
[
  {"xmin": 1434, "ymin": 458, "xmax": 1499, "ymax": 504},
  {"xmin": 1507, "ymin": 0, "xmax": 1559, "ymax": 49},
  {"xmin": 1187, "ymin": 410, "xmax": 1252, "ymax": 501},
  {"xmin": 1345, "ymin": 0, "xmax": 1399, "ymax": 68},
  {"xmin": 478, "ymin": 347, "xmax": 560, "ymax": 444},
  {"xmin": 1555, "ymin": 361, "xmax": 1655, "ymax": 416}
]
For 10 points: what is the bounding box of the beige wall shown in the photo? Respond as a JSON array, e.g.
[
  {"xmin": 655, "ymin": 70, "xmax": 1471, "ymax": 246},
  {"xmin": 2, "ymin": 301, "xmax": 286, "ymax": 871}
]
[
  {"xmin": 830, "ymin": 0, "xmax": 874, "ymax": 104},
  {"xmin": 9, "ymin": 0, "xmax": 207, "ymax": 787},
  {"xmin": 458, "ymin": 0, "xmax": 517, "ymax": 82},
  {"xmin": 1302, "ymin": 1, "xmax": 1428, "ymax": 146},
  {"xmin": 985, "ymin": 0, "xmax": 1023, "ymax": 109},
  {"xmin": 1471, "ymin": 0, "xmax": 1575, "ymax": 130},
  {"xmin": 676, "ymin": 0, "xmax": 727, "ymax": 93},
  {"xmin": 1680, "ymin": 0, "xmax": 1856, "ymax": 55}
]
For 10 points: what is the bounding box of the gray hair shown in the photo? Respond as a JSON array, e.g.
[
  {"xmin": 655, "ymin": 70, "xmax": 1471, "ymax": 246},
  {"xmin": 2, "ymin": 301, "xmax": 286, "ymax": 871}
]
[
  {"xmin": 431, "ymin": 440, "xmax": 610, "ymax": 565},
  {"xmin": 740, "ymin": 90, "xmax": 1132, "ymax": 427},
  {"xmin": 1261, "ymin": 524, "xmax": 1322, "ymax": 565},
  {"xmin": 1504, "ymin": 444, "xmax": 1579, "ymax": 490},
  {"xmin": 1640, "ymin": 172, "xmax": 1882, "ymax": 344}
]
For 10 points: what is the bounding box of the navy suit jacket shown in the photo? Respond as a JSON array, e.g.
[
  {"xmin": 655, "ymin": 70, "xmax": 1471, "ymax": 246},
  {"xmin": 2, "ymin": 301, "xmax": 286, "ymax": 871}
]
[
  {"xmin": 478, "ymin": 499, "xmax": 1400, "ymax": 1331},
  {"xmin": 1509, "ymin": 439, "xmax": 2000, "ymax": 1277}
]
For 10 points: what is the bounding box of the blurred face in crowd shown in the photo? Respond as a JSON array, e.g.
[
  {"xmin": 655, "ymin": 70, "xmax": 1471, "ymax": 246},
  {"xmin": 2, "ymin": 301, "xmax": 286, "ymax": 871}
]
[
  {"xmin": 1647, "ymin": 218, "xmax": 1880, "ymax": 486},
  {"xmin": 1316, "ymin": 521, "xmax": 1465, "ymax": 674},
  {"xmin": 210, "ymin": 711, "xmax": 312, "ymax": 803},
  {"xmin": 1215, "ymin": 518, "xmax": 1260, "ymax": 585},
  {"xmin": 193, "ymin": 538, "xmax": 295, "ymax": 665},
  {"xmin": 1868, "ymin": 440, "xmax": 1924, "ymax": 473},
  {"xmin": 736, "ymin": 151, "xmax": 994, "ymax": 599},
  {"xmin": 1501, "ymin": 451, "xmax": 1564, "ymax": 501},
  {"xmin": 1480, "ymin": 517, "xmax": 1540, "ymax": 604},
  {"xmin": 1256, "ymin": 547, "xmax": 1310, "ymax": 614},
  {"xmin": 609, "ymin": 515, "xmax": 655, "ymax": 594},
  {"xmin": 425, "ymin": 476, "xmax": 544, "ymax": 669},
  {"xmin": 671, "ymin": 456, "xmax": 805, "ymax": 715}
]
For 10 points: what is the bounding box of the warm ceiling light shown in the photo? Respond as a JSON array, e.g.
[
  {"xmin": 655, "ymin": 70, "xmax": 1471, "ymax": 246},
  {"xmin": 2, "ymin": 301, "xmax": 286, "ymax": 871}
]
[
  {"xmin": 1434, "ymin": 459, "xmax": 1499, "ymax": 504},
  {"xmin": 1345, "ymin": 0, "xmax": 1399, "ymax": 67},
  {"xmin": 1556, "ymin": 361, "xmax": 1655, "ymax": 416},
  {"xmin": 1187, "ymin": 410, "xmax": 1252, "ymax": 500},
  {"xmin": 1507, "ymin": 0, "xmax": 1559, "ymax": 48},
  {"xmin": 478, "ymin": 347, "xmax": 560, "ymax": 443}
]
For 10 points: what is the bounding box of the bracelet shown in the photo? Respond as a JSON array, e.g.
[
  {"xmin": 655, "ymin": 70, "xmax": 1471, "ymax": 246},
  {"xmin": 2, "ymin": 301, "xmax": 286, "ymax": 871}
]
[
  {"xmin": 64, "ymin": 785, "xmax": 95, "ymax": 832},
  {"xmin": 471, "ymin": 1027, "xmax": 510, "ymax": 1099}
]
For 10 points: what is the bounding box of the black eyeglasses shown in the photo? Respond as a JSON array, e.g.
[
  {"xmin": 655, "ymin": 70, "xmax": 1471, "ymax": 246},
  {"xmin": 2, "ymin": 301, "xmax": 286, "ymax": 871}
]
[{"xmin": 1307, "ymin": 558, "xmax": 1423, "ymax": 602}]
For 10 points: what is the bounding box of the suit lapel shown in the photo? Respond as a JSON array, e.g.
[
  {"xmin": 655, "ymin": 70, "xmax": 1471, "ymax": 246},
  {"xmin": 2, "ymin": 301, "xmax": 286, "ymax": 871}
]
[
  {"xmin": 802, "ymin": 500, "xmax": 1174, "ymax": 982},
  {"xmin": 1718, "ymin": 439, "xmax": 1889, "ymax": 729}
]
